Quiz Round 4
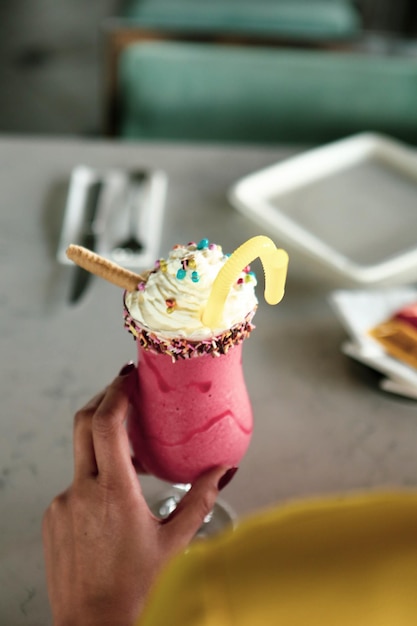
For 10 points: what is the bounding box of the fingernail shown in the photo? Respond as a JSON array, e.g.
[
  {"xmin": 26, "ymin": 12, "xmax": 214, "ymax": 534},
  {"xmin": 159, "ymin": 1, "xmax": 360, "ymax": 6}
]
[
  {"xmin": 119, "ymin": 362, "xmax": 135, "ymax": 376},
  {"xmin": 218, "ymin": 467, "xmax": 238, "ymax": 491}
]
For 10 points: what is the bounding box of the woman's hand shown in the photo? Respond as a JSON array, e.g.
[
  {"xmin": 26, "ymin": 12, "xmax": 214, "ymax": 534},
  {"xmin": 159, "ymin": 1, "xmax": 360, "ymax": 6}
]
[{"xmin": 42, "ymin": 364, "xmax": 234, "ymax": 626}]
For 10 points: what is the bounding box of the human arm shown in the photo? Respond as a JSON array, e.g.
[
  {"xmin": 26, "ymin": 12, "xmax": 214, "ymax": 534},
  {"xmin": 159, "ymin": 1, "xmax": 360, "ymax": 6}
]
[{"xmin": 42, "ymin": 363, "xmax": 234, "ymax": 626}]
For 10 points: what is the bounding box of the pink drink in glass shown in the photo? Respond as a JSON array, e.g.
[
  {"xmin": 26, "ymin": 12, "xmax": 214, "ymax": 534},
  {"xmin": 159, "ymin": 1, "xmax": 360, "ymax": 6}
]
[
  {"xmin": 124, "ymin": 237, "xmax": 287, "ymax": 488},
  {"xmin": 128, "ymin": 338, "xmax": 253, "ymax": 484},
  {"xmin": 65, "ymin": 237, "xmax": 287, "ymax": 496}
]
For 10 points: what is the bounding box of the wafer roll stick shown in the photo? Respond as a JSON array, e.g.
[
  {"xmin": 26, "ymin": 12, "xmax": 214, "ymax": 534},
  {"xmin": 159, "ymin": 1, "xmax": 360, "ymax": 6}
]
[{"xmin": 66, "ymin": 244, "xmax": 148, "ymax": 291}]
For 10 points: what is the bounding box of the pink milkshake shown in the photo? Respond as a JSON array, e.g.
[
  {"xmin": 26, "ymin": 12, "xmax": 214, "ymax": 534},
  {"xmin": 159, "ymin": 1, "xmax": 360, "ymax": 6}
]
[
  {"xmin": 127, "ymin": 338, "xmax": 252, "ymax": 484},
  {"xmin": 123, "ymin": 237, "xmax": 288, "ymax": 484}
]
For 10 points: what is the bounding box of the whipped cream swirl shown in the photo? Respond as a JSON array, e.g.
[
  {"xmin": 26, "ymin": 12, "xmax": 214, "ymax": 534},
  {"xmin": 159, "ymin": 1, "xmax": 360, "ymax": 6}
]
[{"xmin": 124, "ymin": 241, "xmax": 258, "ymax": 340}]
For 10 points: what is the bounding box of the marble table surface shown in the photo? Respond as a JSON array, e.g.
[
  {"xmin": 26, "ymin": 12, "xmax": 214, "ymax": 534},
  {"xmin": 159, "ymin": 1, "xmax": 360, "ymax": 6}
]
[{"xmin": 1, "ymin": 135, "xmax": 416, "ymax": 626}]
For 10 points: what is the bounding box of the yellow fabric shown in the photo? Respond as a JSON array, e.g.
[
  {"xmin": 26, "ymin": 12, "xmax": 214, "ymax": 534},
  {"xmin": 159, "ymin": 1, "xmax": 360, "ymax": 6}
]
[{"xmin": 138, "ymin": 491, "xmax": 417, "ymax": 625}]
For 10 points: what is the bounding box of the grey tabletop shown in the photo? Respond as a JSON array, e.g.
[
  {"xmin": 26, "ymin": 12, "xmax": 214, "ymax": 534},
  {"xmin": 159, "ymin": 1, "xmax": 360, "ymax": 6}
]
[{"xmin": 1, "ymin": 136, "xmax": 416, "ymax": 626}]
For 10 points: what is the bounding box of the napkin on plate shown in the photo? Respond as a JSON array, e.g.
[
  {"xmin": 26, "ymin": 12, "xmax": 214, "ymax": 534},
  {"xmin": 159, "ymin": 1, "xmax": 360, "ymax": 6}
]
[{"xmin": 329, "ymin": 287, "xmax": 417, "ymax": 399}]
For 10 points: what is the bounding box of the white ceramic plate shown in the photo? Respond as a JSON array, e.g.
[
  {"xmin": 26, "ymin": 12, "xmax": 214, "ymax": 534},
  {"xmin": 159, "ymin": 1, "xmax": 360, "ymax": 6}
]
[
  {"xmin": 329, "ymin": 287, "xmax": 417, "ymax": 398},
  {"xmin": 343, "ymin": 341, "xmax": 417, "ymax": 400},
  {"xmin": 379, "ymin": 378, "xmax": 417, "ymax": 400},
  {"xmin": 229, "ymin": 133, "xmax": 417, "ymax": 285},
  {"xmin": 342, "ymin": 340, "xmax": 417, "ymax": 389}
]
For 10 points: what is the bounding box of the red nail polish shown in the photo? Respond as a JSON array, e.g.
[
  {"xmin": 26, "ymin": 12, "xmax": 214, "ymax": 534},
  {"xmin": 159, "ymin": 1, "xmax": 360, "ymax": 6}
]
[
  {"xmin": 119, "ymin": 362, "xmax": 135, "ymax": 376},
  {"xmin": 218, "ymin": 467, "xmax": 238, "ymax": 491}
]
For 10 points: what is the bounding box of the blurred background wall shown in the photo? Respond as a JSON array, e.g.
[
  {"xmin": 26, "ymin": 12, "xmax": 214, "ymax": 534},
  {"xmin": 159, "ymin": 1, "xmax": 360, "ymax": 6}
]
[
  {"xmin": 0, "ymin": 0, "xmax": 416, "ymax": 138},
  {"xmin": 359, "ymin": 0, "xmax": 417, "ymax": 36},
  {"xmin": 0, "ymin": 0, "xmax": 121, "ymax": 136}
]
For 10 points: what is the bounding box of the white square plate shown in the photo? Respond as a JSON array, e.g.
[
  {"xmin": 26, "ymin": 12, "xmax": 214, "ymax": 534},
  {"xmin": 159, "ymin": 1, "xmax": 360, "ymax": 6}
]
[
  {"xmin": 229, "ymin": 133, "xmax": 417, "ymax": 285},
  {"xmin": 329, "ymin": 287, "xmax": 417, "ymax": 396}
]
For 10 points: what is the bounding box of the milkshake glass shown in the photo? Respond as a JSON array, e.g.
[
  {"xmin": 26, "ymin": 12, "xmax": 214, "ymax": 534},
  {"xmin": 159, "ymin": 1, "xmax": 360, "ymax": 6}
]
[
  {"xmin": 66, "ymin": 236, "xmax": 288, "ymax": 532},
  {"xmin": 123, "ymin": 237, "xmax": 288, "ymax": 528},
  {"xmin": 125, "ymin": 313, "xmax": 254, "ymax": 484}
]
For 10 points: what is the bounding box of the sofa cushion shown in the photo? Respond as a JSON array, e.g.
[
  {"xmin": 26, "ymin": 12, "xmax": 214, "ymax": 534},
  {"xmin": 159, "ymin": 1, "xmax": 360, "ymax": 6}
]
[{"xmin": 118, "ymin": 42, "xmax": 417, "ymax": 144}]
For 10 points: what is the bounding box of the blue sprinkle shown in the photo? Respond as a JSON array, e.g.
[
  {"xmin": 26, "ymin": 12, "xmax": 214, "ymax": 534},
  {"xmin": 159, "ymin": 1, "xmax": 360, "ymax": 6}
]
[
  {"xmin": 176, "ymin": 268, "xmax": 186, "ymax": 280},
  {"xmin": 248, "ymin": 271, "xmax": 256, "ymax": 278},
  {"xmin": 197, "ymin": 238, "xmax": 209, "ymax": 250},
  {"xmin": 191, "ymin": 271, "xmax": 199, "ymax": 283}
]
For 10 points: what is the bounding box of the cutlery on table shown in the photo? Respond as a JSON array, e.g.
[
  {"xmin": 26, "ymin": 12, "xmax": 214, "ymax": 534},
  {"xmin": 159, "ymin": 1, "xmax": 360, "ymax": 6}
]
[
  {"xmin": 111, "ymin": 170, "xmax": 147, "ymax": 264},
  {"xmin": 68, "ymin": 179, "xmax": 104, "ymax": 303}
]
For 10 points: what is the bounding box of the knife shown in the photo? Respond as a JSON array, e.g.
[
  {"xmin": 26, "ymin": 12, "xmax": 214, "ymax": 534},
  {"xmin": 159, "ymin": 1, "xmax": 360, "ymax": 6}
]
[{"xmin": 68, "ymin": 179, "xmax": 104, "ymax": 303}]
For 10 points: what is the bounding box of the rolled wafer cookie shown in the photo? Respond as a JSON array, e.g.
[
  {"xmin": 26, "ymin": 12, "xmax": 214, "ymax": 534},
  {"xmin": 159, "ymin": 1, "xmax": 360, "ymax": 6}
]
[{"xmin": 66, "ymin": 244, "xmax": 148, "ymax": 291}]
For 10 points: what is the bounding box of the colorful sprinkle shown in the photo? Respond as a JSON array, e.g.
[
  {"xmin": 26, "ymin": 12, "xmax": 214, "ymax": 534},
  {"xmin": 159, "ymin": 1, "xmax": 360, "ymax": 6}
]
[
  {"xmin": 237, "ymin": 277, "xmax": 244, "ymax": 285},
  {"xmin": 188, "ymin": 257, "xmax": 196, "ymax": 269},
  {"xmin": 197, "ymin": 238, "xmax": 209, "ymax": 250},
  {"xmin": 123, "ymin": 308, "xmax": 256, "ymax": 361},
  {"xmin": 166, "ymin": 298, "xmax": 177, "ymax": 314},
  {"xmin": 177, "ymin": 268, "xmax": 186, "ymax": 280},
  {"xmin": 243, "ymin": 265, "xmax": 251, "ymax": 273},
  {"xmin": 138, "ymin": 281, "xmax": 146, "ymax": 291},
  {"xmin": 191, "ymin": 271, "xmax": 199, "ymax": 283}
]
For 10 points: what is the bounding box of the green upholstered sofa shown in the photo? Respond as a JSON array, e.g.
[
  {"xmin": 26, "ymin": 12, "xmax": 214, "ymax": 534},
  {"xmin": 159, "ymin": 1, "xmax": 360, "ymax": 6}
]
[
  {"xmin": 119, "ymin": 0, "xmax": 361, "ymax": 41},
  {"xmin": 116, "ymin": 41, "xmax": 417, "ymax": 145}
]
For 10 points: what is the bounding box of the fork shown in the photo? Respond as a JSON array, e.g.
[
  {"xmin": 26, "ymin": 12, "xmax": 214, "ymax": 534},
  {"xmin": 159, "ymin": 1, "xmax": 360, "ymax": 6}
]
[{"xmin": 112, "ymin": 171, "xmax": 147, "ymax": 263}]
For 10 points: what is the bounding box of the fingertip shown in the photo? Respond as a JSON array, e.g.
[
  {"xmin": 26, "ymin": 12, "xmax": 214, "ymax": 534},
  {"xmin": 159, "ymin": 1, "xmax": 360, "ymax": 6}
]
[
  {"xmin": 217, "ymin": 467, "xmax": 239, "ymax": 491},
  {"xmin": 118, "ymin": 362, "xmax": 136, "ymax": 377},
  {"xmin": 192, "ymin": 465, "xmax": 237, "ymax": 491},
  {"xmin": 160, "ymin": 466, "xmax": 238, "ymax": 550},
  {"xmin": 131, "ymin": 455, "xmax": 147, "ymax": 474},
  {"xmin": 117, "ymin": 363, "xmax": 138, "ymax": 403}
]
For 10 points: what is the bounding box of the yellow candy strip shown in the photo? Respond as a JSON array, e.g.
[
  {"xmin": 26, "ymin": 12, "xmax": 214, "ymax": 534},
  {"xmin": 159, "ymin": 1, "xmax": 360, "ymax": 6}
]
[{"xmin": 202, "ymin": 236, "xmax": 289, "ymax": 329}]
